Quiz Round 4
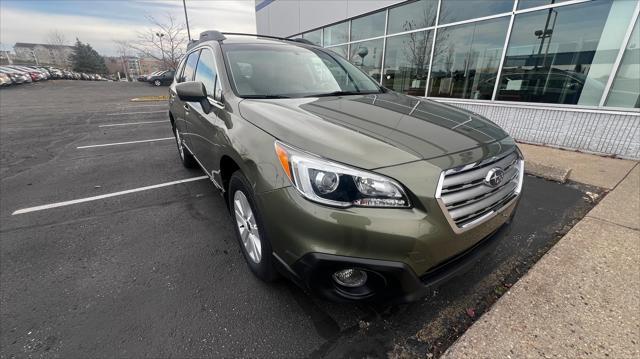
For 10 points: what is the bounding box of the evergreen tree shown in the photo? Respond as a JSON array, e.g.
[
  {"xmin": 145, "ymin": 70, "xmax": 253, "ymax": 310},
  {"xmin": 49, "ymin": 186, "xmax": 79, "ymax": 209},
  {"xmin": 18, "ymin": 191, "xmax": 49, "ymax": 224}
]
[{"xmin": 70, "ymin": 38, "xmax": 107, "ymax": 74}]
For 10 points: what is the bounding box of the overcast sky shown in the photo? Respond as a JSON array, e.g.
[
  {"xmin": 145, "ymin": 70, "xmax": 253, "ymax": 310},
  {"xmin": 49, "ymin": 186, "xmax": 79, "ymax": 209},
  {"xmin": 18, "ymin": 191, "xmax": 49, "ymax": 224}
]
[{"xmin": 0, "ymin": 0, "xmax": 256, "ymax": 55}]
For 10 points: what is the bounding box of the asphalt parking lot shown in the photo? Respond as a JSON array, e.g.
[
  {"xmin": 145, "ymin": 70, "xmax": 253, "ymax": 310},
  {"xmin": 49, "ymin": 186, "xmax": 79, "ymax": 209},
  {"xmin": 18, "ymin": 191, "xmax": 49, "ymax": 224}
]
[{"xmin": 0, "ymin": 81, "xmax": 600, "ymax": 358}]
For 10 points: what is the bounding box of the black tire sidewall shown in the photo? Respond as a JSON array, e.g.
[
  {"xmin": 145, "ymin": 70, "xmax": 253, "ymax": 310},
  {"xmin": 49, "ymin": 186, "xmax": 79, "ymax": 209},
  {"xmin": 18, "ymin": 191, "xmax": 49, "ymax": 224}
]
[
  {"xmin": 228, "ymin": 171, "xmax": 277, "ymax": 281},
  {"xmin": 174, "ymin": 127, "xmax": 197, "ymax": 168}
]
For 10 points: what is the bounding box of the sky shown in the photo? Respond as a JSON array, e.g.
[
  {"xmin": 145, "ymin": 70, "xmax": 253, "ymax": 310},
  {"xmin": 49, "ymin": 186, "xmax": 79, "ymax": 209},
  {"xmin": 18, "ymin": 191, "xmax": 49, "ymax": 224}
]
[{"xmin": 0, "ymin": 0, "xmax": 256, "ymax": 56}]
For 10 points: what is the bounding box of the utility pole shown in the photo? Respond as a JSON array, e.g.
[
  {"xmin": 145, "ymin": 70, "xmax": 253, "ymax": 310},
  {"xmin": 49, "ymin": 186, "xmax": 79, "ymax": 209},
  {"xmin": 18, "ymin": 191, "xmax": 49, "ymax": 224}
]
[
  {"xmin": 183, "ymin": 0, "xmax": 192, "ymax": 41},
  {"xmin": 156, "ymin": 32, "xmax": 166, "ymax": 69}
]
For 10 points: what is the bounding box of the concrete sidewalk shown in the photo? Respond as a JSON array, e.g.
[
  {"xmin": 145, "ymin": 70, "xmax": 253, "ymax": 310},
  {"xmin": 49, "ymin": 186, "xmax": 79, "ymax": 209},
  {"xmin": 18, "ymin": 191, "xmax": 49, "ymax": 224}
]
[{"xmin": 443, "ymin": 145, "xmax": 640, "ymax": 359}]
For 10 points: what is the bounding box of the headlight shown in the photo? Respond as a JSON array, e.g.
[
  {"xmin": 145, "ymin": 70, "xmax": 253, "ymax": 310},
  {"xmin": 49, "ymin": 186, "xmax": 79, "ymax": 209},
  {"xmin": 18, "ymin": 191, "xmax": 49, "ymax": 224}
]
[{"xmin": 274, "ymin": 141, "xmax": 410, "ymax": 208}]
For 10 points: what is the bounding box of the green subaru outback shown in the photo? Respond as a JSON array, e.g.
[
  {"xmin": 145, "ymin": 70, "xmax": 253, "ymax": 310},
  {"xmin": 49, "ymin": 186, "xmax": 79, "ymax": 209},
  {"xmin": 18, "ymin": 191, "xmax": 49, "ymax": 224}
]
[{"xmin": 168, "ymin": 31, "xmax": 524, "ymax": 302}]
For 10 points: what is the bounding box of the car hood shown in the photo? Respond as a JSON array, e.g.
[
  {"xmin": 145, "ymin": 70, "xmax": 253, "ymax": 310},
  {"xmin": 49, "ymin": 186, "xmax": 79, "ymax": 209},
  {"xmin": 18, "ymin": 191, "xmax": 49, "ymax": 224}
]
[{"xmin": 238, "ymin": 91, "xmax": 509, "ymax": 169}]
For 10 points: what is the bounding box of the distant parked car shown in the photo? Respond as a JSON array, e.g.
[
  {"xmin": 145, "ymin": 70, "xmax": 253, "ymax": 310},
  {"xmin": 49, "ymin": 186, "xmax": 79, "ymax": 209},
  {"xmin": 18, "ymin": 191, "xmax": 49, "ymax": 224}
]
[
  {"xmin": 0, "ymin": 73, "xmax": 13, "ymax": 86},
  {"xmin": 0, "ymin": 66, "xmax": 32, "ymax": 84},
  {"xmin": 148, "ymin": 70, "xmax": 175, "ymax": 86},
  {"xmin": 7, "ymin": 65, "xmax": 46, "ymax": 81}
]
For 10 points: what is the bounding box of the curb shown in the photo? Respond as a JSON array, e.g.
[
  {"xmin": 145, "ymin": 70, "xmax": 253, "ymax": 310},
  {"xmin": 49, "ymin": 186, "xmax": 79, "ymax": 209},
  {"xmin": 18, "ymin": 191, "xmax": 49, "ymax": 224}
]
[{"xmin": 524, "ymin": 161, "xmax": 572, "ymax": 183}]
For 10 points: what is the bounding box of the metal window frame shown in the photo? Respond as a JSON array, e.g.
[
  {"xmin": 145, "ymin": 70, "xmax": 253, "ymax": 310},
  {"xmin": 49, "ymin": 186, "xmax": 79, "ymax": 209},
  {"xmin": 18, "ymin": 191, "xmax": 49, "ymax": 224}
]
[
  {"xmin": 425, "ymin": 0, "xmax": 442, "ymax": 97},
  {"xmin": 599, "ymin": 1, "xmax": 640, "ymax": 107},
  {"xmin": 379, "ymin": 8, "xmax": 390, "ymax": 84},
  {"xmin": 491, "ymin": 0, "xmax": 519, "ymax": 101}
]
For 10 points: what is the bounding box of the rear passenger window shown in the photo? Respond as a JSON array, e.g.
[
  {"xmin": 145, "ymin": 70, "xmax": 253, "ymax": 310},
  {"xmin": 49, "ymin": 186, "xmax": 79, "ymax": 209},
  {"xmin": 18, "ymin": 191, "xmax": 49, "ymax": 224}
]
[
  {"xmin": 194, "ymin": 49, "xmax": 218, "ymax": 100},
  {"xmin": 179, "ymin": 50, "xmax": 200, "ymax": 83}
]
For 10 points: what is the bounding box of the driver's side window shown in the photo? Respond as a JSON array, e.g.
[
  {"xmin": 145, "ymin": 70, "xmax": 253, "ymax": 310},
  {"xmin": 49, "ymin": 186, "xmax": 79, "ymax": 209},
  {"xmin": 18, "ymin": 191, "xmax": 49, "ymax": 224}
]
[
  {"xmin": 194, "ymin": 48, "xmax": 220, "ymax": 102},
  {"xmin": 178, "ymin": 50, "xmax": 200, "ymax": 83}
]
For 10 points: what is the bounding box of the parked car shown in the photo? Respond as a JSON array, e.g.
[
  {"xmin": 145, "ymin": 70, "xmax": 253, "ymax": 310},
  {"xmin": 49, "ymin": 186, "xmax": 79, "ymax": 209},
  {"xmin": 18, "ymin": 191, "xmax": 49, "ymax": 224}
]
[
  {"xmin": 168, "ymin": 31, "xmax": 524, "ymax": 303},
  {"xmin": 0, "ymin": 73, "xmax": 12, "ymax": 86},
  {"xmin": 148, "ymin": 70, "xmax": 175, "ymax": 86},
  {"xmin": 7, "ymin": 65, "xmax": 46, "ymax": 81},
  {"xmin": 0, "ymin": 67, "xmax": 31, "ymax": 84}
]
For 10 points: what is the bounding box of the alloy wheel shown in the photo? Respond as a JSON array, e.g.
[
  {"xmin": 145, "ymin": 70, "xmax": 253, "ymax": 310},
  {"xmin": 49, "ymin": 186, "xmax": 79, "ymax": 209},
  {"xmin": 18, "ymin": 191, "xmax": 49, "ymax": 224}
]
[{"xmin": 233, "ymin": 190, "xmax": 262, "ymax": 264}]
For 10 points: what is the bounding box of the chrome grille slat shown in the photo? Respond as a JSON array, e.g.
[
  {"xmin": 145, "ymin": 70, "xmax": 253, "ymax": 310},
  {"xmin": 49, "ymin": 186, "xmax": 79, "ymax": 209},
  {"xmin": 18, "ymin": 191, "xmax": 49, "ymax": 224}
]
[
  {"xmin": 448, "ymin": 182, "xmax": 517, "ymax": 220},
  {"xmin": 442, "ymin": 153, "xmax": 518, "ymax": 188},
  {"xmin": 456, "ymin": 192, "xmax": 518, "ymax": 227},
  {"xmin": 436, "ymin": 149, "xmax": 523, "ymax": 231},
  {"xmin": 442, "ymin": 166, "xmax": 519, "ymax": 206}
]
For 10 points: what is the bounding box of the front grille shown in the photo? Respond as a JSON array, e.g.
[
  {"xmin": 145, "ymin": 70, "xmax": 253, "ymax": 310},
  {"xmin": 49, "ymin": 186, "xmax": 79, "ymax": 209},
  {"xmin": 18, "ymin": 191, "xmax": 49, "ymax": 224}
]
[{"xmin": 436, "ymin": 150, "xmax": 523, "ymax": 231}]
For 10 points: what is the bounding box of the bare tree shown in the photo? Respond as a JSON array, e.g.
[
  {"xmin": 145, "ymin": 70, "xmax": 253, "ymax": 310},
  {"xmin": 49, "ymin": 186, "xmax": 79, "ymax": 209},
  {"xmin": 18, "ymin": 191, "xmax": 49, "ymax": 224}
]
[
  {"xmin": 129, "ymin": 14, "xmax": 188, "ymax": 70},
  {"xmin": 46, "ymin": 30, "xmax": 67, "ymax": 46},
  {"xmin": 114, "ymin": 40, "xmax": 132, "ymax": 80}
]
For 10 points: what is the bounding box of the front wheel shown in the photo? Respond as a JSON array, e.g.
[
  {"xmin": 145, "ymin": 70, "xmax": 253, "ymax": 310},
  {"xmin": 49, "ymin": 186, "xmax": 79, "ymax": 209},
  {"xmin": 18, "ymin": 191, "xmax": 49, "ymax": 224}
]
[
  {"xmin": 228, "ymin": 171, "xmax": 277, "ymax": 282},
  {"xmin": 153, "ymin": 79, "xmax": 161, "ymax": 86}
]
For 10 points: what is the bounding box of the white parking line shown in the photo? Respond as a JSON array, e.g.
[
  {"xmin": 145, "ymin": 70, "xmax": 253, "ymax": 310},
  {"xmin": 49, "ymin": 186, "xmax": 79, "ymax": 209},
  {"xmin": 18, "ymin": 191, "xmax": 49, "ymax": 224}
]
[
  {"xmin": 77, "ymin": 137, "xmax": 174, "ymax": 149},
  {"xmin": 105, "ymin": 110, "xmax": 166, "ymax": 116},
  {"xmin": 99, "ymin": 120, "xmax": 166, "ymax": 127},
  {"xmin": 12, "ymin": 176, "xmax": 209, "ymax": 215}
]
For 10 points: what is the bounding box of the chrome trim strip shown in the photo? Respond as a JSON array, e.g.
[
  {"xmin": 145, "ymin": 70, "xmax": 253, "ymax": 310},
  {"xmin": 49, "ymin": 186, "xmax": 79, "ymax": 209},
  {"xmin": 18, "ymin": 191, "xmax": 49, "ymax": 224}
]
[{"xmin": 183, "ymin": 142, "xmax": 224, "ymax": 191}]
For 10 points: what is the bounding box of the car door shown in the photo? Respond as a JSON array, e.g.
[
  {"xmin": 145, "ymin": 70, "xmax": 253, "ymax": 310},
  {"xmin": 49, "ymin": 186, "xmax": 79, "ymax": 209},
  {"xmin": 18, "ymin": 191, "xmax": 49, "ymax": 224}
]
[
  {"xmin": 189, "ymin": 46, "xmax": 225, "ymax": 176},
  {"xmin": 169, "ymin": 50, "xmax": 200, "ymax": 151}
]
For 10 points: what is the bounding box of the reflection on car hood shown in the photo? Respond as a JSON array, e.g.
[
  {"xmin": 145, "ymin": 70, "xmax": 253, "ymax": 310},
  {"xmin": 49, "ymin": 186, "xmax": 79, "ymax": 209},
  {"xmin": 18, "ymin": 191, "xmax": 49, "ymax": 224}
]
[{"xmin": 239, "ymin": 91, "xmax": 509, "ymax": 169}]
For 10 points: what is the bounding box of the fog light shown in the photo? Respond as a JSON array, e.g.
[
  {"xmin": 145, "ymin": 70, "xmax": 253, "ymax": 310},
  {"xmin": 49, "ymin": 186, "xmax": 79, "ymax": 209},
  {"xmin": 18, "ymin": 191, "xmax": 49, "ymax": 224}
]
[{"xmin": 332, "ymin": 268, "xmax": 368, "ymax": 287}]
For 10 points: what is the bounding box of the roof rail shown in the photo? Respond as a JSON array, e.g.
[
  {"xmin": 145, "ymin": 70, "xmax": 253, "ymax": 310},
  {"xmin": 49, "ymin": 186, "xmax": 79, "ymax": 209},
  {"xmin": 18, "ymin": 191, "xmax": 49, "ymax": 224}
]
[
  {"xmin": 185, "ymin": 31, "xmax": 319, "ymax": 50},
  {"xmin": 187, "ymin": 30, "xmax": 227, "ymax": 50},
  {"xmin": 221, "ymin": 32, "xmax": 318, "ymax": 46}
]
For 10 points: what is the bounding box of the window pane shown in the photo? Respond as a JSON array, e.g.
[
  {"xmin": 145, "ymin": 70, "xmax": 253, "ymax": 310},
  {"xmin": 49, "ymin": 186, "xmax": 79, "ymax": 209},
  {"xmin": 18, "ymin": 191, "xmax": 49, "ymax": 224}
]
[
  {"xmin": 327, "ymin": 45, "xmax": 349, "ymax": 59},
  {"xmin": 383, "ymin": 31, "xmax": 434, "ymax": 96},
  {"xmin": 497, "ymin": 0, "xmax": 636, "ymax": 106},
  {"xmin": 194, "ymin": 49, "xmax": 218, "ymax": 98},
  {"xmin": 606, "ymin": 18, "xmax": 640, "ymax": 108},
  {"xmin": 388, "ymin": 0, "xmax": 437, "ymax": 35},
  {"xmin": 350, "ymin": 11, "xmax": 386, "ymax": 42},
  {"xmin": 324, "ymin": 21, "xmax": 348, "ymax": 46},
  {"xmin": 517, "ymin": 0, "xmax": 570, "ymax": 10},
  {"xmin": 302, "ymin": 29, "xmax": 322, "ymax": 46},
  {"xmin": 429, "ymin": 17, "xmax": 509, "ymax": 99},
  {"xmin": 180, "ymin": 50, "xmax": 200, "ymax": 82},
  {"xmin": 440, "ymin": 0, "xmax": 513, "ymax": 24},
  {"xmin": 349, "ymin": 39, "xmax": 384, "ymax": 81}
]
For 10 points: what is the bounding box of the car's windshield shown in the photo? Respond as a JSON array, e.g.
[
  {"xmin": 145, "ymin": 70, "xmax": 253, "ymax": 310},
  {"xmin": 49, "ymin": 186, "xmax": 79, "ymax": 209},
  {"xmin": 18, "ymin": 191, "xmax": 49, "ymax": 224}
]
[{"xmin": 222, "ymin": 43, "xmax": 382, "ymax": 98}]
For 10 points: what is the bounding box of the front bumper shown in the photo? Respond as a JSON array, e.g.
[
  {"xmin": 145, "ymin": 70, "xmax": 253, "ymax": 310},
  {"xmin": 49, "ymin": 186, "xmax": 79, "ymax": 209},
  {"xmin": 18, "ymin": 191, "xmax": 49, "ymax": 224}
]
[
  {"xmin": 274, "ymin": 209, "xmax": 515, "ymax": 303},
  {"xmin": 257, "ymin": 184, "xmax": 520, "ymax": 302}
]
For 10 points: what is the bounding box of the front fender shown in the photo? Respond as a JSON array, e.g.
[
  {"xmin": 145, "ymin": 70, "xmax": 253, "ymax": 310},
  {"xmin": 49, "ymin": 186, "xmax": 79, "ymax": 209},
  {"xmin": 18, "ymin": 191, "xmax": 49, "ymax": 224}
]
[{"xmin": 215, "ymin": 111, "xmax": 291, "ymax": 194}]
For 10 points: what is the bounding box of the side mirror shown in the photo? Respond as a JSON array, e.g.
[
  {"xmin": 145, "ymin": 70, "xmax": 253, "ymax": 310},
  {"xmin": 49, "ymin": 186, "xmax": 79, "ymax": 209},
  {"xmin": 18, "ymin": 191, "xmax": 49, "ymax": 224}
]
[{"xmin": 176, "ymin": 81, "xmax": 207, "ymax": 102}]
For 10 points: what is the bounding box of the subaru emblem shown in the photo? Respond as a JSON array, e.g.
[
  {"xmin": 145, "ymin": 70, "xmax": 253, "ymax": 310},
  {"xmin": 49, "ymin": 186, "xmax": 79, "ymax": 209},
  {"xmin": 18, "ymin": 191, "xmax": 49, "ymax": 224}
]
[{"xmin": 484, "ymin": 168, "xmax": 505, "ymax": 187}]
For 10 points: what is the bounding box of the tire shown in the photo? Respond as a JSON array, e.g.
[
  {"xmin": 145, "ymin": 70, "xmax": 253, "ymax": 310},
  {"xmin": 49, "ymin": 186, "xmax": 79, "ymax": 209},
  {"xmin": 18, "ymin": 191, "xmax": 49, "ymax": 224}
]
[
  {"xmin": 173, "ymin": 126, "xmax": 197, "ymax": 168},
  {"xmin": 153, "ymin": 79, "xmax": 161, "ymax": 86},
  {"xmin": 228, "ymin": 171, "xmax": 278, "ymax": 282}
]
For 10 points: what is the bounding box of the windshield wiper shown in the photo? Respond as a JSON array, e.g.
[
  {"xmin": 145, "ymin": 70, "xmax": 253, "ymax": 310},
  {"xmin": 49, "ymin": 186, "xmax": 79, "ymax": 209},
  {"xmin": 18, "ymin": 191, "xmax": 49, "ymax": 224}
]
[{"xmin": 303, "ymin": 90, "xmax": 381, "ymax": 98}]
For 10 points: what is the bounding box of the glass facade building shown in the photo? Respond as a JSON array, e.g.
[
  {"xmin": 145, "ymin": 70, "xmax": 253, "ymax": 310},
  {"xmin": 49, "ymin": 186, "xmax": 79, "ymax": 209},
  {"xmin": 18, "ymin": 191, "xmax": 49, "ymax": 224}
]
[{"xmin": 256, "ymin": 0, "xmax": 640, "ymax": 158}]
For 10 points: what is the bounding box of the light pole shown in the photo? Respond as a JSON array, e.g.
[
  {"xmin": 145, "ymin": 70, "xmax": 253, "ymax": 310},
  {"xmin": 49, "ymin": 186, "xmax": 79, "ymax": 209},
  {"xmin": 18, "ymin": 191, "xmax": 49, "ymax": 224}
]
[
  {"xmin": 156, "ymin": 32, "xmax": 166, "ymax": 69},
  {"xmin": 183, "ymin": 0, "xmax": 192, "ymax": 41}
]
